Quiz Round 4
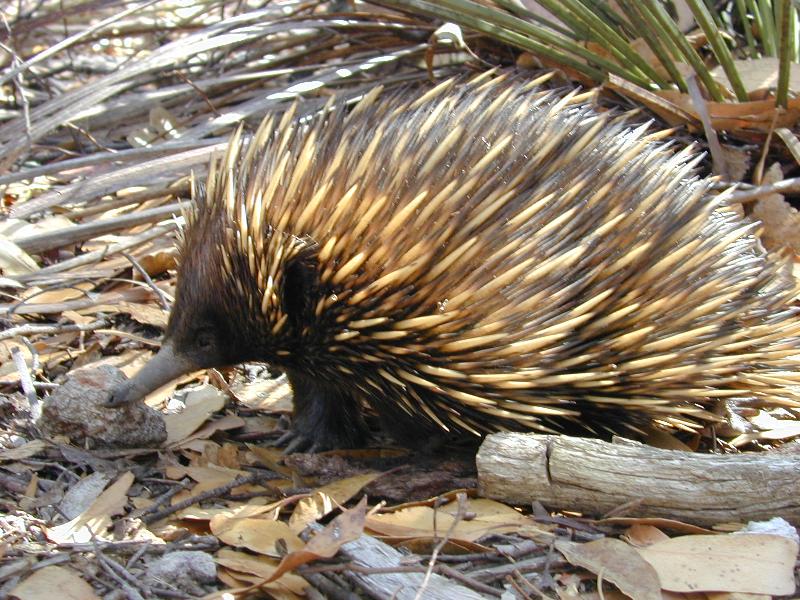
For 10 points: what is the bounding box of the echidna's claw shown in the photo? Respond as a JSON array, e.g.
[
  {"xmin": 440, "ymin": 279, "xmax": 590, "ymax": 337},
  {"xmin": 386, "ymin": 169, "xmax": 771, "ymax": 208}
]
[{"xmin": 275, "ymin": 429, "xmax": 314, "ymax": 454}]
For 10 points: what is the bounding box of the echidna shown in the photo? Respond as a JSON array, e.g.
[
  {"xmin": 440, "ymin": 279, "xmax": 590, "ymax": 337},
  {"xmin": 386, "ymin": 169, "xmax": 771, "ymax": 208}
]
[{"xmin": 109, "ymin": 71, "xmax": 800, "ymax": 451}]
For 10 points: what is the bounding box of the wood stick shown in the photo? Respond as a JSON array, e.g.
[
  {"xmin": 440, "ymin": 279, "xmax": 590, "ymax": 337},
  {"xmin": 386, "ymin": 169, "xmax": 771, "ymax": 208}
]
[
  {"xmin": 476, "ymin": 433, "xmax": 800, "ymax": 526},
  {"xmin": 12, "ymin": 202, "xmax": 190, "ymax": 254},
  {"xmin": 310, "ymin": 524, "xmax": 487, "ymax": 600}
]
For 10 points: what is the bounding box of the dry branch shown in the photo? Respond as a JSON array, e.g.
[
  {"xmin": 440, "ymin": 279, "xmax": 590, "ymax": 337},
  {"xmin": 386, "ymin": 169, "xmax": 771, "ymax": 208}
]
[
  {"xmin": 476, "ymin": 433, "xmax": 800, "ymax": 526},
  {"xmin": 13, "ymin": 202, "xmax": 190, "ymax": 254},
  {"xmin": 328, "ymin": 527, "xmax": 487, "ymax": 600}
]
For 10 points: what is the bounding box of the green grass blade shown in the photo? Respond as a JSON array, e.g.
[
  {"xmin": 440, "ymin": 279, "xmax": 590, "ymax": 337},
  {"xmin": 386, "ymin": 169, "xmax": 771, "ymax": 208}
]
[
  {"xmin": 759, "ymin": 0, "xmax": 778, "ymax": 54},
  {"xmin": 616, "ymin": 0, "xmax": 688, "ymax": 91},
  {"xmin": 686, "ymin": 0, "xmax": 750, "ymax": 100},
  {"xmin": 490, "ymin": 0, "xmax": 578, "ymax": 38},
  {"xmin": 534, "ymin": 0, "xmax": 669, "ymax": 86},
  {"xmin": 379, "ymin": 0, "xmax": 653, "ymax": 84},
  {"xmin": 639, "ymin": 0, "xmax": 725, "ymax": 100},
  {"xmin": 777, "ymin": 0, "xmax": 792, "ymax": 105},
  {"xmin": 735, "ymin": 0, "xmax": 760, "ymax": 57}
]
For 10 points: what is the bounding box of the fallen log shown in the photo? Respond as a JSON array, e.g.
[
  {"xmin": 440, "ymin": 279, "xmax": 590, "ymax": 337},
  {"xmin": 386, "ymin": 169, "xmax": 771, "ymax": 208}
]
[{"xmin": 476, "ymin": 433, "xmax": 800, "ymax": 526}]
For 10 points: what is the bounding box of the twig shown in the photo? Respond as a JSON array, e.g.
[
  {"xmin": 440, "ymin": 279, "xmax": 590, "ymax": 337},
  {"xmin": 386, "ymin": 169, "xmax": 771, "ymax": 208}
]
[
  {"xmin": 70, "ymin": 183, "xmax": 189, "ymax": 219},
  {"xmin": 302, "ymin": 572, "xmax": 360, "ymax": 600},
  {"xmin": 516, "ymin": 575, "xmax": 557, "ymax": 600},
  {"xmin": 11, "ymin": 347, "xmax": 39, "ymax": 418},
  {"xmin": 94, "ymin": 543, "xmax": 148, "ymax": 600},
  {"xmin": 0, "ymin": 29, "xmax": 31, "ymax": 143},
  {"xmin": 727, "ymin": 176, "xmax": 800, "ymax": 204},
  {"xmin": 506, "ymin": 573, "xmax": 533, "ymax": 600},
  {"xmin": 0, "ymin": 471, "xmax": 31, "ymax": 495},
  {"xmin": 94, "ymin": 329, "xmax": 162, "ymax": 346},
  {"xmin": 18, "ymin": 336, "xmax": 40, "ymax": 372},
  {"xmin": 12, "ymin": 201, "xmax": 190, "ymax": 254},
  {"xmin": 0, "ymin": 143, "xmax": 217, "ymax": 187},
  {"xmin": 686, "ymin": 75, "xmax": 727, "ymax": 180},
  {"xmin": 14, "ymin": 224, "xmax": 175, "ymax": 283},
  {"xmin": 141, "ymin": 472, "xmax": 277, "ymax": 524},
  {"xmin": 57, "ymin": 536, "xmax": 219, "ymax": 555},
  {"xmin": 302, "ymin": 563, "xmax": 504, "ymax": 597},
  {"xmin": 125, "ymin": 543, "xmax": 151, "ymax": 571},
  {"xmin": 0, "ymin": 319, "xmax": 108, "ymax": 341},
  {"xmin": 128, "ymin": 478, "xmax": 192, "ymax": 520},
  {"xmin": 0, "ymin": 380, "xmax": 58, "ymax": 389},
  {"xmin": 471, "ymin": 556, "xmax": 562, "ymax": 583},
  {"xmin": 435, "ymin": 564, "xmax": 503, "ymax": 597},
  {"xmin": 597, "ymin": 569, "xmax": 607, "ymax": 600},
  {"xmin": 122, "ymin": 252, "xmax": 171, "ymax": 311},
  {"xmin": 0, "ymin": 0, "xmax": 163, "ymax": 88},
  {"xmin": 413, "ymin": 492, "xmax": 468, "ymax": 600}
]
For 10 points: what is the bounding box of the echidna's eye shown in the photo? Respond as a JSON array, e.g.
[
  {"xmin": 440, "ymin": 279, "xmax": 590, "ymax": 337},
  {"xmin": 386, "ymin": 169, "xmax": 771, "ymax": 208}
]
[{"xmin": 196, "ymin": 329, "xmax": 215, "ymax": 352}]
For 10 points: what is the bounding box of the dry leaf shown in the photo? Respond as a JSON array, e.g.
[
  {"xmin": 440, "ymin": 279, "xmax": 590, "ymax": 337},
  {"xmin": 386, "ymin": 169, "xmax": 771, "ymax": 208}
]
[
  {"xmin": 230, "ymin": 375, "xmax": 293, "ymax": 411},
  {"xmin": 164, "ymin": 385, "xmax": 227, "ymax": 444},
  {"xmin": 166, "ymin": 464, "xmax": 247, "ymax": 485},
  {"xmin": 367, "ymin": 497, "xmax": 531, "ymax": 542},
  {"xmin": 211, "ymin": 516, "xmax": 304, "ymax": 557},
  {"xmin": 166, "ymin": 464, "xmax": 249, "ymax": 502},
  {"xmin": 0, "ymin": 237, "xmax": 39, "ymax": 275},
  {"xmin": 597, "ymin": 518, "xmax": 712, "ymax": 535},
  {"xmin": 61, "ymin": 310, "xmax": 96, "ymax": 326},
  {"xmin": 77, "ymin": 349, "xmax": 152, "ymax": 378},
  {"xmin": 215, "ymin": 547, "xmax": 308, "ymax": 593},
  {"xmin": 637, "ymin": 533, "xmax": 797, "ymax": 595},
  {"xmin": 267, "ymin": 496, "xmax": 367, "ymax": 583},
  {"xmin": 21, "ymin": 282, "xmax": 94, "ymax": 305},
  {"xmin": 623, "ymin": 524, "xmax": 670, "ymax": 547},
  {"xmin": 752, "ymin": 163, "xmax": 800, "ymax": 252},
  {"xmin": 249, "ymin": 446, "xmax": 296, "ymax": 478},
  {"xmin": 556, "ymin": 538, "xmax": 661, "ymax": 600},
  {"xmin": 10, "ymin": 565, "xmax": 100, "ymax": 600},
  {"xmin": 719, "ymin": 144, "xmax": 753, "ymax": 183},
  {"xmin": 711, "ymin": 58, "xmax": 800, "ymax": 95},
  {"xmin": 171, "ymin": 413, "xmax": 245, "ymax": 449},
  {"xmin": 137, "ymin": 248, "xmax": 179, "ymax": 277},
  {"xmin": 289, "ymin": 472, "xmax": 381, "ymax": 533},
  {"xmin": 289, "ymin": 493, "xmax": 336, "ymax": 535},
  {"xmin": 45, "ymin": 472, "xmax": 134, "ymax": 544},
  {"xmin": 116, "ymin": 301, "xmax": 169, "ymax": 328},
  {"xmin": 607, "ymin": 74, "xmax": 800, "ymax": 133},
  {"xmin": 0, "ymin": 440, "xmax": 46, "ymax": 462},
  {"xmin": 1, "ymin": 215, "xmax": 73, "ymax": 239},
  {"xmin": 776, "ymin": 128, "xmax": 800, "ymax": 169},
  {"xmin": 177, "ymin": 503, "xmax": 280, "ymax": 522}
]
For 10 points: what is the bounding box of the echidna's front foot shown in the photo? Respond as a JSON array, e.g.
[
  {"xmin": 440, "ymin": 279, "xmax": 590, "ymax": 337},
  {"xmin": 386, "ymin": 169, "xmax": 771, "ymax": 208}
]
[
  {"xmin": 278, "ymin": 370, "xmax": 368, "ymax": 453},
  {"xmin": 274, "ymin": 422, "xmax": 365, "ymax": 454},
  {"xmin": 274, "ymin": 428, "xmax": 319, "ymax": 454}
]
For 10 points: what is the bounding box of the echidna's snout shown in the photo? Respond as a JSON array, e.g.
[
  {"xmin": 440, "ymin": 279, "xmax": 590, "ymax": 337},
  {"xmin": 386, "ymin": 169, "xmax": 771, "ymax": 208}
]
[{"xmin": 105, "ymin": 340, "xmax": 198, "ymax": 407}]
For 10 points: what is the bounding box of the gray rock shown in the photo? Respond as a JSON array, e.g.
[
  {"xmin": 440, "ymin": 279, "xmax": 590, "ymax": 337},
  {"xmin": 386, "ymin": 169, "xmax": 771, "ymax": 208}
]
[
  {"xmin": 38, "ymin": 365, "xmax": 167, "ymax": 448},
  {"xmin": 147, "ymin": 551, "xmax": 217, "ymax": 594}
]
